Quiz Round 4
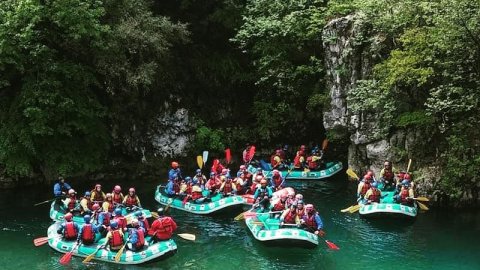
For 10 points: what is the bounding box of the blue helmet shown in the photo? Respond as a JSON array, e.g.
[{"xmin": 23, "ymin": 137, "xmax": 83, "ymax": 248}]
[
  {"xmin": 210, "ymin": 172, "xmax": 215, "ymax": 176},
  {"xmin": 297, "ymin": 200, "xmax": 304, "ymax": 205},
  {"xmin": 84, "ymin": 191, "xmax": 91, "ymax": 197},
  {"xmin": 135, "ymin": 210, "xmax": 143, "ymax": 217},
  {"xmin": 372, "ymin": 182, "xmax": 378, "ymax": 188},
  {"xmin": 237, "ymin": 171, "xmax": 242, "ymax": 177},
  {"xmin": 192, "ymin": 179, "xmax": 199, "ymax": 185},
  {"xmin": 110, "ymin": 221, "xmax": 118, "ymax": 229},
  {"xmin": 402, "ymin": 180, "xmax": 410, "ymax": 187},
  {"xmin": 185, "ymin": 176, "xmax": 192, "ymax": 182},
  {"xmin": 84, "ymin": 215, "xmax": 91, "ymax": 223},
  {"xmin": 114, "ymin": 208, "xmax": 122, "ymax": 216},
  {"xmin": 196, "ymin": 169, "xmax": 202, "ymax": 174}
]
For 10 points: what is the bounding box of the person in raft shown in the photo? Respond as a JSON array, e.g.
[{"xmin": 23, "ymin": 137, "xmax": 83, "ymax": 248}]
[
  {"xmin": 79, "ymin": 191, "xmax": 93, "ymax": 215},
  {"xmin": 106, "ymin": 221, "xmax": 124, "ymax": 251},
  {"xmin": 53, "ymin": 176, "xmax": 72, "ymax": 209},
  {"xmin": 280, "ymin": 203, "xmax": 300, "ymax": 227},
  {"xmin": 357, "ymin": 174, "xmax": 372, "ymax": 202},
  {"xmin": 77, "ymin": 215, "xmax": 98, "ymax": 245},
  {"xmin": 148, "ymin": 208, "xmax": 178, "ymax": 242},
  {"xmin": 394, "ymin": 180, "xmax": 415, "ymax": 206},
  {"xmin": 123, "ymin": 187, "xmax": 141, "ymax": 209},
  {"xmin": 193, "ymin": 169, "xmax": 207, "ymax": 189},
  {"xmin": 380, "ymin": 160, "xmax": 396, "ymax": 190},
  {"xmin": 270, "ymin": 149, "xmax": 285, "ymax": 170},
  {"xmin": 90, "ymin": 184, "xmax": 106, "ymax": 204},
  {"xmin": 300, "ymin": 204, "xmax": 325, "ymax": 236},
  {"xmin": 165, "ymin": 173, "xmax": 180, "ymax": 197},
  {"xmin": 57, "ymin": 212, "xmax": 79, "ymax": 241},
  {"xmin": 253, "ymin": 179, "xmax": 273, "ymax": 212},
  {"xmin": 169, "ymin": 161, "xmax": 183, "ymax": 180},
  {"xmin": 364, "ymin": 181, "xmax": 382, "ymax": 204},
  {"xmin": 63, "ymin": 189, "xmax": 79, "ymax": 213},
  {"xmin": 127, "ymin": 219, "xmax": 146, "ymax": 251},
  {"xmin": 112, "ymin": 185, "xmax": 124, "ymax": 205},
  {"xmin": 293, "ymin": 145, "xmax": 307, "ymax": 170}
]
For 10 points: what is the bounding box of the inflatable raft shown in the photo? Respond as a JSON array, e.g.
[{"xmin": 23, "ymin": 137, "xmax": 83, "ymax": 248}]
[
  {"xmin": 249, "ymin": 161, "xmax": 343, "ymax": 180},
  {"xmin": 359, "ymin": 190, "xmax": 418, "ymax": 218}
]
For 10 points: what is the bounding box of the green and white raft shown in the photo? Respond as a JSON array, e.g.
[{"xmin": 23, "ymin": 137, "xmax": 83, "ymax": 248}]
[
  {"xmin": 49, "ymin": 202, "xmax": 152, "ymax": 224},
  {"xmin": 244, "ymin": 209, "xmax": 319, "ymax": 248},
  {"xmin": 359, "ymin": 190, "xmax": 418, "ymax": 218},
  {"xmin": 47, "ymin": 222, "xmax": 176, "ymax": 265},
  {"xmin": 249, "ymin": 161, "xmax": 343, "ymax": 180},
  {"xmin": 154, "ymin": 187, "xmax": 244, "ymax": 215}
]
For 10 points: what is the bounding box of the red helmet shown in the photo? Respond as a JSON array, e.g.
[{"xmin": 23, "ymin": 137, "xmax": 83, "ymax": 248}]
[
  {"xmin": 171, "ymin": 161, "xmax": 179, "ymax": 168},
  {"xmin": 273, "ymin": 170, "xmax": 280, "ymax": 176},
  {"xmin": 92, "ymin": 203, "xmax": 100, "ymax": 211},
  {"xmin": 239, "ymin": 165, "xmax": 246, "ymax": 170},
  {"xmin": 129, "ymin": 187, "xmax": 135, "ymax": 193},
  {"xmin": 95, "ymin": 184, "xmax": 101, "ymax": 189},
  {"xmin": 305, "ymin": 204, "xmax": 314, "ymax": 211},
  {"xmin": 404, "ymin": 174, "xmax": 411, "ymax": 180},
  {"xmin": 276, "ymin": 149, "xmax": 282, "ymax": 154},
  {"xmin": 367, "ymin": 171, "xmax": 374, "ymax": 177},
  {"xmin": 114, "ymin": 185, "xmax": 121, "ymax": 192},
  {"xmin": 64, "ymin": 213, "xmax": 73, "ymax": 221},
  {"xmin": 300, "ymin": 145, "xmax": 306, "ymax": 150}
]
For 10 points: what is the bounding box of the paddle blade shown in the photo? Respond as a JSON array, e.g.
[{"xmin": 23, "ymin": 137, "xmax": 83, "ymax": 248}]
[
  {"xmin": 348, "ymin": 205, "xmax": 361, "ymax": 213},
  {"xmin": 59, "ymin": 251, "xmax": 73, "ymax": 265},
  {"xmin": 202, "ymin": 151, "xmax": 209, "ymax": 164},
  {"xmin": 234, "ymin": 212, "xmax": 245, "ymax": 221},
  {"xmin": 406, "ymin": 158, "xmax": 412, "ymax": 173},
  {"xmin": 225, "ymin": 148, "xmax": 231, "ymax": 164},
  {"xmin": 151, "ymin": 211, "xmax": 159, "ymax": 219},
  {"xmin": 325, "ymin": 240, "xmax": 340, "ymax": 250},
  {"xmin": 196, "ymin": 155, "xmax": 203, "ymax": 169},
  {"xmin": 177, "ymin": 233, "xmax": 196, "ymax": 241},
  {"xmin": 322, "ymin": 139, "xmax": 329, "ymax": 151},
  {"xmin": 415, "ymin": 196, "xmax": 430, "ymax": 202},
  {"xmin": 417, "ymin": 201, "xmax": 429, "ymax": 211},
  {"xmin": 33, "ymin": 237, "xmax": 49, "ymax": 247},
  {"xmin": 248, "ymin": 146, "xmax": 256, "ymax": 162},
  {"xmin": 340, "ymin": 206, "xmax": 353, "ymax": 213},
  {"xmin": 83, "ymin": 253, "xmax": 95, "ymax": 264},
  {"xmin": 114, "ymin": 245, "xmax": 125, "ymax": 263},
  {"xmin": 346, "ymin": 168, "xmax": 359, "ymax": 181}
]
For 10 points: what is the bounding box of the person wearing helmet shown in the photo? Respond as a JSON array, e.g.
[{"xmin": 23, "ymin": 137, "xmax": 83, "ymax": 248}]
[
  {"xmin": 148, "ymin": 208, "xmax": 178, "ymax": 242},
  {"xmin": 123, "ymin": 187, "xmax": 141, "ymax": 209},
  {"xmin": 252, "ymin": 167, "xmax": 263, "ymax": 181},
  {"xmin": 113, "ymin": 208, "xmax": 127, "ymax": 231},
  {"xmin": 135, "ymin": 210, "xmax": 150, "ymax": 230},
  {"xmin": 364, "ymin": 181, "xmax": 382, "ymax": 204},
  {"xmin": 357, "ymin": 175, "xmax": 372, "ymax": 201},
  {"xmin": 253, "ymin": 179, "xmax": 273, "ymax": 212},
  {"xmin": 102, "ymin": 193, "xmax": 115, "ymax": 213},
  {"xmin": 272, "ymin": 193, "xmax": 288, "ymax": 218},
  {"xmin": 394, "ymin": 180, "xmax": 414, "ymax": 205},
  {"xmin": 77, "ymin": 215, "xmax": 98, "ymax": 245},
  {"xmin": 90, "ymin": 184, "xmax": 106, "ymax": 203},
  {"xmin": 307, "ymin": 149, "xmax": 323, "ymax": 170},
  {"xmin": 193, "ymin": 169, "xmax": 206, "ymax": 188},
  {"xmin": 280, "ymin": 203, "xmax": 300, "ymax": 227},
  {"xmin": 53, "ymin": 176, "xmax": 72, "ymax": 208},
  {"xmin": 271, "ymin": 170, "xmax": 284, "ymax": 191},
  {"xmin": 301, "ymin": 204, "xmax": 325, "ymax": 236},
  {"xmin": 63, "ymin": 189, "xmax": 78, "ymax": 212},
  {"xmin": 112, "ymin": 185, "xmax": 124, "ymax": 205},
  {"xmin": 80, "ymin": 191, "xmax": 93, "ymax": 214},
  {"xmin": 164, "ymin": 174, "xmax": 180, "ymax": 197},
  {"xmin": 219, "ymin": 175, "xmax": 237, "ymax": 196},
  {"xmin": 270, "ymin": 149, "xmax": 284, "ymax": 170},
  {"xmin": 293, "ymin": 146, "xmax": 307, "ymax": 170},
  {"xmin": 97, "ymin": 207, "xmax": 111, "ymax": 235},
  {"xmin": 294, "ymin": 194, "xmax": 304, "ymax": 204},
  {"xmin": 169, "ymin": 161, "xmax": 183, "ymax": 180},
  {"xmin": 232, "ymin": 172, "xmax": 245, "ymax": 195},
  {"xmin": 57, "ymin": 212, "xmax": 79, "ymax": 241},
  {"xmin": 127, "ymin": 219, "xmax": 146, "ymax": 251},
  {"xmin": 286, "ymin": 190, "xmax": 296, "ymax": 208},
  {"xmin": 184, "ymin": 179, "xmax": 206, "ymax": 204},
  {"xmin": 106, "ymin": 221, "xmax": 124, "ymax": 251},
  {"xmin": 380, "ymin": 160, "xmax": 396, "ymax": 190},
  {"xmin": 205, "ymin": 172, "xmax": 221, "ymax": 196},
  {"xmin": 296, "ymin": 200, "xmax": 306, "ymax": 218}
]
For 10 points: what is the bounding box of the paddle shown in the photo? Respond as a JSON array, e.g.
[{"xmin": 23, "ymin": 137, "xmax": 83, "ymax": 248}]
[
  {"xmin": 59, "ymin": 242, "xmax": 80, "ymax": 265},
  {"xmin": 33, "ymin": 236, "xmax": 50, "ymax": 247},
  {"xmin": 34, "ymin": 198, "xmax": 57, "ymax": 206},
  {"xmin": 348, "ymin": 204, "xmax": 361, "ymax": 213},
  {"xmin": 234, "ymin": 197, "xmax": 269, "ymax": 221},
  {"xmin": 82, "ymin": 244, "xmax": 105, "ymax": 263},
  {"xmin": 114, "ymin": 234, "xmax": 132, "ymax": 263},
  {"xmin": 417, "ymin": 201, "xmax": 429, "ymax": 211},
  {"xmin": 278, "ymin": 166, "xmax": 294, "ymax": 188},
  {"xmin": 248, "ymin": 146, "xmax": 256, "ymax": 163},
  {"xmin": 406, "ymin": 158, "xmax": 412, "ymax": 173},
  {"xmin": 177, "ymin": 233, "xmax": 196, "ymax": 241},
  {"xmin": 322, "ymin": 139, "xmax": 329, "ymax": 151},
  {"xmin": 346, "ymin": 168, "xmax": 360, "ymax": 181},
  {"xmin": 202, "ymin": 151, "xmax": 209, "ymax": 165},
  {"xmin": 225, "ymin": 148, "xmax": 231, "ymax": 164},
  {"xmin": 197, "ymin": 156, "xmax": 203, "ymax": 169},
  {"xmin": 411, "ymin": 196, "xmax": 430, "ymax": 202}
]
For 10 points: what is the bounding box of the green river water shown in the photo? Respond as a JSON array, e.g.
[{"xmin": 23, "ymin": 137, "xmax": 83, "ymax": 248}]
[{"xmin": 0, "ymin": 173, "xmax": 479, "ymax": 270}]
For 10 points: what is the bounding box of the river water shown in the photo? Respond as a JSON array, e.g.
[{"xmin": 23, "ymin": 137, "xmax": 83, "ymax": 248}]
[{"xmin": 0, "ymin": 173, "xmax": 479, "ymax": 270}]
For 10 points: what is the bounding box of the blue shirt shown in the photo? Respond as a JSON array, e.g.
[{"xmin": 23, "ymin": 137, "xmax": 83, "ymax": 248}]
[
  {"xmin": 164, "ymin": 181, "xmax": 176, "ymax": 195},
  {"xmin": 168, "ymin": 168, "xmax": 182, "ymax": 180},
  {"xmin": 253, "ymin": 186, "xmax": 273, "ymax": 201},
  {"xmin": 53, "ymin": 182, "xmax": 72, "ymax": 197},
  {"xmin": 128, "ymin": 227, "xmax": 145, "ymax": 245}
]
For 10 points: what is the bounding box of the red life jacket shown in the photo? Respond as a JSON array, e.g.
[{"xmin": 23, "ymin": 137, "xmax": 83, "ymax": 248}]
[
  {"xmin": 272, "ymin": 175, "xmax": 282, "ymax": 188},
  {"xmin": 368, "ymin": 188, "xmax": 381, "ymax": 203},
  {"xmin": 67, "ymin": 196, "xmax": 77, "ymax": 210},
  {"xmin": 284, "ymin": 210, "xmax": 296, "ymax": 224},
  {"xmin": 360, "ymin": 181, "xmax": 371, "ymax": 196},
  {"xmin": 64, "ymin": 222, "xmax": 77, "ymax": 239},
  {"xmin": 106, "ymin": 201, "xmax": 114, "ymax": 213},
  {"xmin": 151, "ymin": 217, "xmax": 176, "ymax": 240},
  {"xmin": 250, "ymin": 183, "xmax": 257, "ymax": 194},
  {"xmin": 81, "ymin": 224, "xmax": 94, "ymax": 243},
  {"xmin": 115, "ymin": 216, "xmax": 127, "ymax": 229},
  {"xmin": 81, "ymin": 197, "xmax": 93, "ymax": 210},
  {"xmin": 192, "ymin": 190, "xmax": 203, "ymax": 200},
  {"xmin": 293, "ymin": 155, "xmax": 303, "ymax": 168},
  {"xmin": 207, "ymin": 179, "xmax": 217, "ymax": 191},
  {"xmin": 271, "ymin": 155, "xmax": 280, "ymax": 167},
  {"xmin": 273, "ymin": 199, "xmax": 286, "ymax": 211},
  {"xmin": 186, "ymin": 184, "xmax": 193, "ymax": 195},
  {"xmin": 112, "ymin": 192, "xmax": 123, "ymax": 204},
  {"xmin": 100, "ymin": 212, "xmax": 110, "ymax": 226},
  {"xmin": 296, "ymin": 208, "xmax": 305, "ymax": 219},
  {"xmin": 223, "ymin": 180, "xmax": 233, "ymax": 194},
  {"xmin": 109, "ymin": 230, "xmax": 123, "ymax": 248},
  {"xmin": 304, "ymin": 213, "xmax": 317, "ymax": 229},
  {"xmin": 135, "ymin": 228, "xmax": 145, "ymax": 248},
  {"xmin": 383, "ymin": 169, "xmax": 394, "ymax": 181},
  {"xmin": 400, "ymin": 189, "xmax": 409, "ymax": 203},
  {"xmin": 307, "ymin": 156, "xmax": 317, "ymax": 169},
  {"xmin": 125, "ymin": 195, "xmax": 138, "ymax": 207}
]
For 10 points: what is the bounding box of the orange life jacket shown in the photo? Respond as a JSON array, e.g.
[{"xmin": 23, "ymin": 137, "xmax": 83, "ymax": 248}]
[
  {"xmin": 81, "ymin": 223, "xmax": 94, "ymax": 243},
  {"xmin": 135, "ymin": 228, "xmax": 145, "ymax": 248},
  {"xmin": 360, "ymin": 181, "xmax": 371, "ymax": 196},
  {"xmin": 112, "ymin": 192, "xmax": 123, "ymax": 204},
  {"xmin": 125, "ymin": 195, "xmax": 138, "ymax": 207},
  {"xmin": 64, "ymin": 222, "xmax": 77, "ymax": 239},
  {"xmin": 67, "ymin": 196, "xmax": 77, "ymax": 210},
  {"xmin": 284, "ymin": 210, "xmax": 296, "ymax": 224},
  {"xmin": 109, "ymin": 230, "xmax": 123, "ymax": 248},
  {"xmin": 273, "ymin": 199, "xmax": 286, "ymax": 211}
]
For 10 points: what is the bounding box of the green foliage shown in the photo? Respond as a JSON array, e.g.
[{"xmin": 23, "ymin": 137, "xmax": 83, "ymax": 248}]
[
  {"xmin": 193, "ymin": 125, "xmax": 225, "ymax": 153},
  {"xmin": 325, "ymin": 126, "xmax": 349, "ymax": 144},
  {"xmin": 395, "ymin": 111, "xmax": 434, "ymax": 128}
]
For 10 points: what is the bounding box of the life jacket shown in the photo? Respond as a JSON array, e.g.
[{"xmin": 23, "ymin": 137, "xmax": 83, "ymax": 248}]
[
  {"xmin": 186, "ymin": 183, "xmax": 193, "ymax": 195},
  {"xmin": 81, "ymin": 223, "xmax": 94, "ymax": 243},
  {"xmin": 368, "ymin": 188, "xmax": 381, "ymax": 203},
  {"xmin": 293, "ymin": 155, "xmax": 303, "ymax": 168},
  {"xmin": 272, "ymin": 175, "xmax": 282, "ymax": 188},
  {"xmin": 115, "ymin": 216, "xmax": 127, "ymax": 229},
  {"xmin": 207, "ymin": 179, "xmax": 217, "ymax": 191},
  {"xmin": 125, "ymin": 195, "xmax": 138, "ymax": 207},
  {"xmin": 284, "ymin": 210, "xmax": 297, "ymax": 224},
  {"xmin": 81, "ymin": 197, "xmax": 93, "ymax": 210},
  {"xmin": 271, "ymin": 155, "xmax": 281, "ymax": 167},
  {"xmin": 91, "ymin": 190, "xmax": 104, "ymax": 203},
  {"xmin": 307, "ymin": 156, "xmax": 317, "ymax": 169},
  {"xmin": 135, "ymin": 228, "xmax": 145, "ymax": 248},
  {"xmin": 109, "ymin": 230, "xmax": 123, "ymax": 248},
  {"xmin": 273, "ymin": 199, "xmax": 286, "ymax": 211},
  {"xmin": 304, "ymin": 213, "xmax": 317, "ymax": 229},
  {"xmin": 400, "ymin": 189, "xmax": 409, "ymax": 203},
  {"xmin": 383, "ymin": 169, "xmax": 394, "ymax": 181},
  {"xmin": 360, "ymin": 181, "xmax": 371, "ymax": 196},
  {"xmin": 67, "ymin": 196, "xmax": 77, "ymax": 210},
  {"xmin": 250, "ymin": 183, "xmax": 258, "ymax": 194},
  {"xmin": 296, "ymin": 208, "xmax": 305, "ymax": 219},
  {"xmin": 106, "ymin": 201, "xmax": 114, "ymax": 213},
  {"xmin": 64, "ymin": 222, "xmax": 77, "ymax": 239},
  {"xmin": 139, "ymin": 218, "xmax": 150, "ymax": 230},
  {"xmin": 152, "ymin": 217, "xmax": 175, "ymax": 240},
  {"xmin": 112, "ymin": 192, "xmax": 123, "ymax": 204},
  {"xmin": 223, "ymin": 180, "xmax": 233, "ymax": 194}
]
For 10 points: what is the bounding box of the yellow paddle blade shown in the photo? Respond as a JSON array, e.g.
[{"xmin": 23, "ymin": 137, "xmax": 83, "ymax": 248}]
[
  {"xmin": 82, "ymin": 251, "xmax": 96, "ymax": 263},
  {"xmin": 415, "ymin": 196, "xmax": 430, "ymax": 202},
  {"xmin": 177, "ymin": 233, "xmax": 196, "ymax": 241},
  {"xmin": 234, "ymin": 212, "xmax": 245, "ymax": 221},
  {"xmin": 151, "ymin": 211, "xmax": 159, "ymax": 219},
  {"xmin": 346, "ymin": 168, "xmax": 359, "ymax": 181},
  {"xmin": 406, "ymin": 159, "xmax": 412, "ymax": 173},
  {"xmin": 417, "ymin": 201, "xmax": 429, "ymax": 211},
  {"xmin": 197, "ymin": 156, "xmax": 203, "ymax": 169},
  {"xmin": 114, "ymin": 245, "xmax": 126, "ymax": 262},
  {"xmin": 341, "ymin": 205, "xmax": 353, "ymax": 213},
  {"xmin": 348, "ymin": 204, "xmax": 361, "ymax": 213},
  {"xmin": 304, "ymin": 168, "xmax": 310, "ymax": 173}
]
